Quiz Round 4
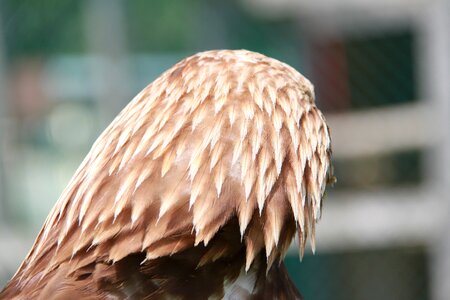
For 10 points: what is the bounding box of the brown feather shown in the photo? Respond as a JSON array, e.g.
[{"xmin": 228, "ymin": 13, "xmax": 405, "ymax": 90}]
[{"xmin": 0, "ymin": 49, "xmax": 333, "ymax": 299}]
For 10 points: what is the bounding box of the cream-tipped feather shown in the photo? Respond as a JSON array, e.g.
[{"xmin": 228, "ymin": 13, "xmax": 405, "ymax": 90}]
[{"xmin": 3, "ymin": 50, "xmax": 333, "ymax": 299}]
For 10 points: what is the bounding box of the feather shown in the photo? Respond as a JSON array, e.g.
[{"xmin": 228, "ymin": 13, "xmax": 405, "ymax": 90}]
[
  {"xmin": 244, "ymin": 218, "xmax": 265, "ymax": 272},
  {"xmin": 0, "ymin": 49, "xmax": 333, "ymax": 300}
]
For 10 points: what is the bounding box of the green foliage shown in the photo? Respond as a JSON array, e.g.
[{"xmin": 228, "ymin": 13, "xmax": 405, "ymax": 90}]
[
  {"xmin": 0, "ymin": 0, "xmax": 85, "ymax": 58},
  {"xmin": 125, "ymin": 0, "xmax": 200, "ymax": 52}
]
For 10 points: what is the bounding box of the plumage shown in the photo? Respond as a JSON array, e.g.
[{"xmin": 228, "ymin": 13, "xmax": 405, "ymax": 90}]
[{"xmin": 0, "ymin": 49, "xmax": 334, "ymax": 299}]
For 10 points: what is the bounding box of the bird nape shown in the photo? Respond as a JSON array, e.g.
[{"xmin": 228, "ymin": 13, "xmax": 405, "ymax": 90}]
[{"xmin": 0, "ymin": 50, "xmax": 333, "ymax": 300}]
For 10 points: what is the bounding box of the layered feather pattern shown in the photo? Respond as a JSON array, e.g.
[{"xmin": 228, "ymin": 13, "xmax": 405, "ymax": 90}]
[{"xmin": 1, "ymin": 50, "xmax": 333, "ymax": 299}]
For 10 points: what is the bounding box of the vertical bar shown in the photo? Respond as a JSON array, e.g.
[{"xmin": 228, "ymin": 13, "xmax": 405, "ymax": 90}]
[
  {"xmin": 418, "ymin": 1, "xmax": 450, "ymax": 299},
  {"xmin": 0, "ymin": 10, "xmax": 9, "ymax": 221},
  {"xmin": 82, "ymin": 0, "xmax": 131, "ymax": 127}
]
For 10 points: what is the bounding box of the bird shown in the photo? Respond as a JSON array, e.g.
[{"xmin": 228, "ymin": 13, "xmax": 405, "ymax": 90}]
[{"xmin": 0, "ymin": 49, "xmax": 334, "ymax": 299}]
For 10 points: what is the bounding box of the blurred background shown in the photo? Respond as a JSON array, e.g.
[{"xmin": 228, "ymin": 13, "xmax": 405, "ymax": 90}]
[{"xmin": 0, "ymin": 0, "xmax": 449, "ymax": 299}]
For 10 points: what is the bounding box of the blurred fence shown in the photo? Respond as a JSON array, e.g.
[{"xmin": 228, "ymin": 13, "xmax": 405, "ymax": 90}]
[{"xmin": 1, "ymin": 1, "xmax": 450, "ymax": 299}]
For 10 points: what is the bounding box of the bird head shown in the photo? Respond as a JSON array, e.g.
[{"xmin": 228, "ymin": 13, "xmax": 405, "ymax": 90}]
[{"xmin": 19, "ymin": 50, "xmax": 333, "ymax": 284}]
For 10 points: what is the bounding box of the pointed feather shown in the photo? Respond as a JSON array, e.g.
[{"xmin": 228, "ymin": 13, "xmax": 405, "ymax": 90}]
[{"xmin": 245, "ymin": 219, "xmax": 264, "ymax": 271}]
